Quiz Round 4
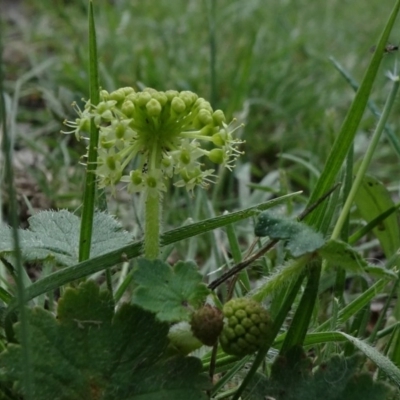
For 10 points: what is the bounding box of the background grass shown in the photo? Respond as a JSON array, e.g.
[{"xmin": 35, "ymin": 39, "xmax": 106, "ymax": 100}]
[
  {"xmin": 2, "ymin": 1, "xmax": 400, "ymax": 396},
  {"xmin": 3, "ymin": 0, "xmax": 400, "ymax": 255}
]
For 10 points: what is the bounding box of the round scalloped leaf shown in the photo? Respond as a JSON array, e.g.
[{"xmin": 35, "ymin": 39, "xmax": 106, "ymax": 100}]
[{"xmin": 131, "ymin": 258, "xmax": 211, "ymax": 322}]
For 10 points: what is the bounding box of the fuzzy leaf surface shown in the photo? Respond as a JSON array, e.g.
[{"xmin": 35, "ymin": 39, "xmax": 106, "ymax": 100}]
[
  {"xmin": 0, "ymin": 281, "xmax": 210, "ymax": 399},
  {"xmin": 132, "ymin": 259, "xmax": 210, "ymax": 322},
  {"xmin": 0, "ymin": 210, "xmax": 132, "ymax": 267},
  {"xmin": 254, "ymin": 211, "xmax": 325, "ymax": 257},
  {"xmin": 244, "ymin": 347, "xmax": 395, "ymax": 400}
]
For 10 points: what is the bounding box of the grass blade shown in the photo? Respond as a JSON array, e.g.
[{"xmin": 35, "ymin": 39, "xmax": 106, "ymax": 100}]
[
  {"xmin": 306, "ymin": 0, "xmax": 400, "ymax": 226},
  {"xmin": 0, "ymin": 20, "xmax": 34, "ymax": 398},
  {"xmin": 340, "ymin": 331, "xmax": 400, "ymax": 386},
  {"xmin": 78, "ymin": 0, "xmax": 101, "ymax": 262},
  {"xmin": 6, "ymin": 193, "xmax": 300, "ymax": 311},
  {"xmin": 283, "ymin": 0, "xmax": 400, "ymax": 356}
]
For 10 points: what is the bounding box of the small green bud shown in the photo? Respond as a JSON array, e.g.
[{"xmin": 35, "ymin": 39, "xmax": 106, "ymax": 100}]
[
  {"xmin": 130, "ymin": 170, "xmax": 143, "ymax": 185},
  {"xmin": 200, "ymin": 125, "xmax": 215, "ymax": 136},
  {"xmin": 171, "ymin": 97, "xmax": 186, "ymax": 113},
  {"xmin": 197, "ymin": 109, "xmax": 213, "ymax": 126},
  {"xmin": 213, "ymin": 110, "xmax": 226, "ymax": 125},
  {"xmin": 180, "ymin": 91, "xmax": 198, "ymax": 107},
  {"xmin": 208, "ymin": 148, "xmax": 224, "ymax": 164},
  {"xmin": 106, "ymin": 156, "xmax": 117, "ymax": 171},
  {"xmin": 109, "ymin": 88, "xmax": 127, "ymax": 103},
  {"xmin": 100, "ymin": 90, "xmax": 110, "ymax": 100},
  {"xmin": 211, "ymin": 132, "xmax": 225, "ymax": 147},
  {"xmin": 152, "ymin": 91, "xmax": 168, "ymax": 106},
  {"xmin": 115, "ymin": 122, "xmax": 126, "ymax": 139},
  {"xmin": 77, "ymin": 118, "xmax": 90, "ymax": 133},
  {"xmin": 121, "ymin": 100, "xmax": 135, "ymax": 117},
  {"xmin": 136, "ymin": 91, "xmax": 152, "ymax": 107},
  {"xmin": 146, "ymin": 98, "xmax": 162, "ymax": 117},
  {"xmin": 165, "ymin": 90, "xmax": 179, "ymax": 101},
  {"xmin": 179, "ymin": 149, "xmax": 192, "ymax": 165},
  {"xmin": 121, "ymin": 87, "xmax": 135, "ymax": 95},
  {"xmin": 97, "ymin": 101, "xmax": 116, "ymax": 121}
]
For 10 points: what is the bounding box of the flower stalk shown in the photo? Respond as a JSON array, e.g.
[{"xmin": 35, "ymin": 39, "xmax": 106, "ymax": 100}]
[{"xmin": 64, "ymin": 87, "xmax": 244, "ymax": 259}]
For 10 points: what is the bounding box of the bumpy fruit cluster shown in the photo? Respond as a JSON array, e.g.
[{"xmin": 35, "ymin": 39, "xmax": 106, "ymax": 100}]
[
  {"xmin": 219, "ymin": 297, "xmax": 271, "ymax": 357},
  {"xmin": 190, "ymin": 305, "xmax": 224, "ymax": 346}
]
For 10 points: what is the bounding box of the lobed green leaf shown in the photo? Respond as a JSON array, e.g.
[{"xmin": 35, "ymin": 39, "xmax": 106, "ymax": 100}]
[
  {"xmin": 0, "ymin": 281, "xmax": 210, "ymax": 399},
  {"xmin": 0, "ymin": 210, "xmax": 132, "ymax": 267},
  {"xmin": 132, "ymin": 259, "xmax": 210, "ymax": 322}
]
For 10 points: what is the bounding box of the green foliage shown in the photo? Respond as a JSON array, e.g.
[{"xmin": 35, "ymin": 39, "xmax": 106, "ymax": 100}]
[
  {"xmin": 244, "ymin": 347, "xmax": 395, "ymax": 400},
  {"xmin": 3, "ymin": 1, "xmax": 400, "ymax": 399},
  {"xmin": 0, "ymin": 281, "xmax": 210, "ymax": 399},
  {"xmin": 131, "ymin": 259, "xmax": 210, "ymax": 322},
  {"xmin": 255, "ymin": 210, "xmax": 325, "ymax": 257},
  {"xmin": 0, "ymin": 210, "xmax": 132, "ymax": 267},
  {"xmin": 354, "ymin": 174, "xmax": 400, "ymax": 258},
  {"xmin": 319, "ymin": 239, "xmax": 367, "ymax": 272}
]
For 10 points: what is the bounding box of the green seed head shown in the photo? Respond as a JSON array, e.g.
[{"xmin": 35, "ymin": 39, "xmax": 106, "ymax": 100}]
[{"xmin": 219, "ymin": 298, "xmax": 272, "ymax": 357}]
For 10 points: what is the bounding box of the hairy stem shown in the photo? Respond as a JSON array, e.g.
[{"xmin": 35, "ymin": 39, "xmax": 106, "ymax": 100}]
[{"xmin": 144, "ymin": 190, "xmax": 161, "ymax": 259}]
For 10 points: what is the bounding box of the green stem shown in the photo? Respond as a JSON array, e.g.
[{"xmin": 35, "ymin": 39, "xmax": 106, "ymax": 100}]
[
  {"xmin": 144, "ymin": 145, "xmax": 162, "ymax": 259},
  {"xmin": 206, "ymin": 0, "xmax": 217, "ymax": 108},
  {"xmin": 331, "ymin": 74, "xmax": 400, "ymax": 240},
  {"xmin": 144, "ymin": 191, "xmax": 161, "ymax": 259}
]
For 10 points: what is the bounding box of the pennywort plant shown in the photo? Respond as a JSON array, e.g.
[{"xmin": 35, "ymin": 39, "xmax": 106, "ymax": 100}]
[
  {"xmin": 3, "ymin": 0, "xmax": 400, "ymax": 399},
  {"xmin": 64, "ymin": 87, "xmax": 243, "ymax": 259}
]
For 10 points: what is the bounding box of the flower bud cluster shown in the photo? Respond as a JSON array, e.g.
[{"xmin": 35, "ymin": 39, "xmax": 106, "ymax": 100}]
[{"xmin": 63, "ymin": 87, "xmax": 243, "ymax": 195}]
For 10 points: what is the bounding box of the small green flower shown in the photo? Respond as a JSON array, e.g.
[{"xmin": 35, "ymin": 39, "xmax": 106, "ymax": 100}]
[{"xmin": 64, "ymin": 87, "xmax": 244, "ymax": 195}]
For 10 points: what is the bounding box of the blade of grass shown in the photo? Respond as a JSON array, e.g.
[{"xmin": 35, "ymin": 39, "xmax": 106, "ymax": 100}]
[
  {"xmin": 78, "ymin": 0, "xmax": 100, "ymax": 262},
  {"xmin": 331, "ymin": 73, "xmax": 400, "ymax": 239},
  {"xmin": 368, "ymin": 260, "xmax": 400, "ymax": 344},
  {"xmin": 348, "ymin": 202, "xmax": 400, "ymax": 244},
  {"xmin": 330, "ymin": 56, "xmax": 400, "ymax": 159},
  {"xmin": 225, "ymin": 222, "xmax": 251, "ymax": 295},
  {"xmin": 211, "ymin": 355, "xmax": 251, "ymax": 396},
  {"xmin": 306, "ymin": 0, "xmax": 400, "ymax": 225},
  {"xmin": 315, "ymin": 278, "xmax": 388, "ymax": 333},
  {"xmin": 5, "ymin": 194, "xmax": 300, "ymax": 312},
  {"xmin": 283, "ymin": 0, "xmax": 400, "ymax": 355},
  {"xmin": 340, "ymin": 331, "xmax": 400, "ymax": 387},
  {"xmin": 0, "ymin": 22, "xmax": 34, "ymax": 399},
  {"xmin": 279, "ymin": 262, "xmax": 321, "ymax": 354},
  {"xmin": 334, "ymin": 147, "xmax": 353, "ymax": 301}
]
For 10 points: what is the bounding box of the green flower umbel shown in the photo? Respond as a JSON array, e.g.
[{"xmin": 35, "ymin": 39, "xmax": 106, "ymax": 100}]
[{"xmin": 64, "ymin": 87, "xmax": 244, "ymax": 258}]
